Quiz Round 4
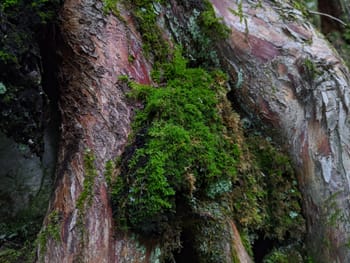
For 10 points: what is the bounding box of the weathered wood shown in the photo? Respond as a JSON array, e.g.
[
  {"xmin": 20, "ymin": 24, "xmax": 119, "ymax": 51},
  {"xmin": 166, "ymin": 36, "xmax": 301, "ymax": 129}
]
[{"xmin": 210, "ymin": 0, "xmax": 350, "ymax": 262}]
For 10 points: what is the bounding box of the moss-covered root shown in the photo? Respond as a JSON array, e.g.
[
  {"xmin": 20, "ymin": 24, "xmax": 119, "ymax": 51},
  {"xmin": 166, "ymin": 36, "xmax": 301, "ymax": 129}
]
[{"xmin": 182, "ymin": 203, "xmax": 252, "ymax": 263}]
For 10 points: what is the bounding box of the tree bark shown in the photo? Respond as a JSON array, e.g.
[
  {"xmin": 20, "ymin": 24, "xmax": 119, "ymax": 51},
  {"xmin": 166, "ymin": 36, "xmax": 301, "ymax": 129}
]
[
  {"xmin": 38, "ymin": 0, "xmax": 153, "ymax": 261},
  {"xmin": 210, "ymin": 0, "xmax": 350, "ymax": 262},
  {"xmin": 38, "ymin": 0, "xmax": 251, "ymax": 262},
  {"xmin": 39, "ymin": 0, "xmax": 350, "ymax": 262}
]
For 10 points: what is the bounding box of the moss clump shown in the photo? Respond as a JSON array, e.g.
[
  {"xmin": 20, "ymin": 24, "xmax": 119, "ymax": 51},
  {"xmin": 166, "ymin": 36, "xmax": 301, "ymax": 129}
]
[
  {"xmin": 105, "ymin": 0, "xmax": 168, "ymax": 63},
  {"xmin": 112, "ymin": 48, "xmax": 238, "ymax": 234},
  {"xmin": 303, "ymin": 58, "xmax": 320, "ymax": 80},
  {"xmin": 231, "ymin": 135, "xmax": 306, "ymax": 259},
  {"xmin": 103, "ymin": 0, "xmax": 119, "ymax": 14},
  {"xmin": 251, "ymin": 137, "xmax": 304, "ymax": 240},
  {"xmin": 77, "ymin": 150, "xmax": 97, "ymax": 210},
  {"xmin": 180, "ymin": 1, "xmax": 230, "ymax": 68},
  {"xmin": 104, "ymin": 159, "xmax": 115, "ymax": 187},
  {"xmin": 105, "ymin": 1, "xmax": 306, "ymax": 260},
  {"xmin": 263, "ymin": 247, "xmax": 305, "ymax": 263},
  {"xmin": 36, "ymin": 210, "xmax": 61, "ymax": 259}
]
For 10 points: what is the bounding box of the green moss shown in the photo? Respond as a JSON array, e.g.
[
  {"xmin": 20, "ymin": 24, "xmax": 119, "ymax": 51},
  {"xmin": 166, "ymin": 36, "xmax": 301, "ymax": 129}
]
[
  {"xmin": 102, "ymin": 0, "xmax": 167, "ymax": 63},
  {"xmin": 104, "ymin": 159, "xmax": 115, "ymax": 187},
  {"xmin": 74, "ymin": 150, "xmax": 98, "ymax": 255},
  {"xmin": 323, "ymin": 191, "xmax": 345, "ymax": 228},
  {"xmin": 128, "ymin": 54, "xmax": 135, "ymax": 63},
  {"xmin": 117, "ymin": 74, "xmax": 129, "ymax": 82},
  {"xmin": 229, "ymin": 135, "xmax": 307, "ymax": 260},
  {"xmin": 193, "ymin": 217, "xmax": 229, "ymax": 263},
  {"xmin": 77, "ymin": 150, "xmax": 97, "ymax": 210},
  {"xmin": 112, "ymin": 48, "xmax": 238, "ymax": 234},
  {"xmin": 229, "ymin": 0, "xmax": 249, "ymax": 35},
  {"xmin": 239, "ymin": 230, "xmax": 254, "ymax": 257},
  {"xmin": 104, "ymin": 1, "xmax": 307, "ymax": 260},
  {"xmin": 132, "ymin": 1, "xmax": 168, "ymax": 62},
  {"xmin": 263, "ymin": 249, "xmax": 289, "ymax": 263},
  {"xmin": 263, "ymin": 247, "xmax": 304, "ymax": 263},
  {"xmin": 303, "ymin": 58, "xmax": 319, "ymax": 79},
  {"xmin": 234, "ymin": 136, "xmax": 305, "ymax": 241},
  {"xmin": 200, "ymin": 0, "xmax": 230, "ymax": 39},
  {"xmin": 36, "ymin": 210, "xmax": 61, "ymax": 258},
  {"xmin": 185, "ymin": 4, "xmax": 230, "ymax": 67},
  {"xmin": 103, "ymin": 0, "xmax": 119, "ymax": 13}
]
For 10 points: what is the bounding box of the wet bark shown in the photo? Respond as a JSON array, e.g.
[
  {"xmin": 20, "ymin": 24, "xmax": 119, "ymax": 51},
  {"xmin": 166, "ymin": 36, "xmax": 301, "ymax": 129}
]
[{"xmin": 210, "ymin": 0, "xmax": 350, "ymax": 262}]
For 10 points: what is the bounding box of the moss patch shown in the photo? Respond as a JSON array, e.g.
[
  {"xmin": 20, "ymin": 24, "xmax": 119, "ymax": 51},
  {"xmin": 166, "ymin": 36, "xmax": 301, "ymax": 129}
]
[
  {"xmin": 112, "ymin": 48, "xmax": 238, "ymax": 227},
  {"xmin": 77, "ymin": 150, "xmax": 98, "ymax": 210},
  {"xmin": 106, "ymin": 0, "xmax": 307, "ymax": 261}
]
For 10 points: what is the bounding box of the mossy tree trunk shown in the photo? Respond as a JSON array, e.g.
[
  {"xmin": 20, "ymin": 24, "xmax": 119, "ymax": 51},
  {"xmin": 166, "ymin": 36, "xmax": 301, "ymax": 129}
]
[
  {"xmin": 210, "ymin": 0, "xmax": 350, "ymax": 262},
  {"xmin": 36, "ymin": 0, "xmax": 153, "ymax": 262},
  {"xmin": 39, "ymin": 0, "xmax": 350, "ymax": 262},
  {"xmin": 38, "ymin": 0, "xmax": 253, "ymax": 262}
]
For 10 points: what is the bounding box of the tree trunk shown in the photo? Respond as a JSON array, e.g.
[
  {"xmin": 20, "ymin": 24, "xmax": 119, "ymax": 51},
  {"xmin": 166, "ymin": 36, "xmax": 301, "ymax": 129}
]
[
  {"xmin": 210, "ymin": 0, "xmax": 350, "ymax": 262},
  {"xmin": 39, "ymin": 0, "xmax": 350, "ymax": 262},
  {"xmin": 38, "ymin": 0, "xmax": 153, "ymax": 262},
  {"xmin": 38, "ymin": 0, "xmax": 251, "ymax": 262}
]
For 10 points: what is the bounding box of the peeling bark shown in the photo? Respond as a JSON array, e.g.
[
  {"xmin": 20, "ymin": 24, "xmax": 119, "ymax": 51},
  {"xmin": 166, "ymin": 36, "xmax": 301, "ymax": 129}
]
[
  {"xmin": 39, "ymin": 0, "xmax": 253, "ymax": 261},
  {"xmin": 39, "ymin": 0, "xmax": 350, "ymax": 262},
  {"xmin": 210, "ymin": 0, "xmax": 350, "ymax": 262},
  {"xmin": 38, "ymin": 0, "xmax": 153, "ymax": 261}
]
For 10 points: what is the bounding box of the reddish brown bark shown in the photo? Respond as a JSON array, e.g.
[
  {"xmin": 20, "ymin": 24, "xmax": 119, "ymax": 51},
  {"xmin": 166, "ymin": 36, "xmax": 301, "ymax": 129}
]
[
  {"xmin": 39, "ymin": 0, "xmax": 350, "ymax": 262},
  {"xmin": 39, "ymin": 0, "xmax": 250, "ymax": 262},
  {"xmin": 210, "ymin": 0, "xmax": 350, "ymax": 262},
  {"xmin": 38, "ymin": 0, "xmax": 153, "ymax": 261}
]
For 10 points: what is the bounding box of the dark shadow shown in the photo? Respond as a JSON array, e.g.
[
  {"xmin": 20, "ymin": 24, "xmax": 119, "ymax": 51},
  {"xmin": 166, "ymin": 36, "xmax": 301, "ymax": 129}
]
[
  {"xmin": 252, "ymin": 232, "xmax": 276, "ymax": 263},
  {"xmin": 172, "ymin": 225, "xmax": 199, "ymax": 263}
]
